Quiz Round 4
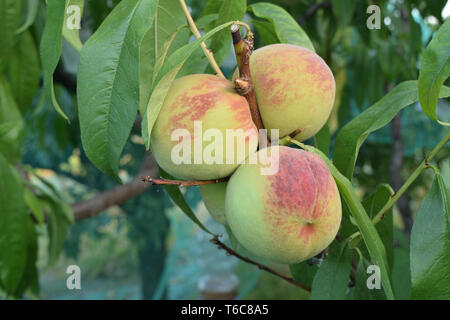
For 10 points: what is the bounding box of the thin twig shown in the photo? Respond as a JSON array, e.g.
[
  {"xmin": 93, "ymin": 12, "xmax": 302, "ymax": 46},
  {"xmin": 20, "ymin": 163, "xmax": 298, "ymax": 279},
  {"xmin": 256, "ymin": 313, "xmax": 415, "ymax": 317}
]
[
  {"xmin": 142, "ymin": 176, "xmax": 228, "ymax": 187},
  {"xmin": 348, "ymin": 131, "xmax": 450, "ymax": 245},
  {"xmin": 210, "ymin": 235, "xmax": 311, "ymax": 292},
  {"xmin": 179, "ymin": 0, "xmax": 225, "ymax": 78}
]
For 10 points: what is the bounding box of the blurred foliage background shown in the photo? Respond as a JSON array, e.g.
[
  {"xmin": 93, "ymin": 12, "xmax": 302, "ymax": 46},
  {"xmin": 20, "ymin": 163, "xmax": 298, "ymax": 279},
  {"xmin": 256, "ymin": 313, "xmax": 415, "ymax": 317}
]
[{"xmin": 6, "ymin": 0, "xmax": 449, "ymax": 299}]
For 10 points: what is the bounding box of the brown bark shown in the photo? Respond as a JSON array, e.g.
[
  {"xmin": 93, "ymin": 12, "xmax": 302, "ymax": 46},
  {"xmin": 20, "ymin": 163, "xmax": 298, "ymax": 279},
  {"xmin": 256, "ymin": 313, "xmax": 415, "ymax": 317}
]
[{"xmin": 72, "ymin": 155, "xmax": 158, "ymax": 221}]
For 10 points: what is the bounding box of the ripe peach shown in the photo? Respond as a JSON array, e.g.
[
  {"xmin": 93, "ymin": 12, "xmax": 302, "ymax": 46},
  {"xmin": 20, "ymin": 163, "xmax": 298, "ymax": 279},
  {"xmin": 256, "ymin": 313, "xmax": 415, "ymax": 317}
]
[
  {"xmin": 225, "ymin": 146, "xmax": 342, "ymax": 264},
  {"xmin": 199, "ymin": 182, "xmax": 227, "ymax": 224},
  {"xmin": 151, "ymin": 74, "xmax": 258, "ymax": 180},
  {"xmin": 236, "ymin": 44, "xmax": 336, "ymax": 141}
]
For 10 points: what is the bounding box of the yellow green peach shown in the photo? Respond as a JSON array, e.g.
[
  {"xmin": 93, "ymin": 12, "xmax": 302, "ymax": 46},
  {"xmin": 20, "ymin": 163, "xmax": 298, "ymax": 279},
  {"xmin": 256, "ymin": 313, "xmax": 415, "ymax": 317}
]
[
  {"xmin": 151, "ymin": 74, "xmax": 258, "ymax": 180},
  {"xmin": 235, "ymin": 44, "xmax": 335, "ymax": 141},
  {"xmin": 199, "ymin": 182, "xmax": 227, "ymax": 224}
]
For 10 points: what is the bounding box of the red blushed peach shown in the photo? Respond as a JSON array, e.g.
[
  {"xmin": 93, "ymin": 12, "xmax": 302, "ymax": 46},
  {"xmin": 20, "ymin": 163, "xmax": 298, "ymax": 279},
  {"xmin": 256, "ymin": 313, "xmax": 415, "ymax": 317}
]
[
  {"xmin": 238, "ymin": 44, "xmax": 336, "ymax": 141},
  {"xmin": 225, "ymin": 146, "xmax": 342, "ymax": 264},
  {"xmin": 151, "ymin": 74, "xmax": 258, "ymax": 180}
]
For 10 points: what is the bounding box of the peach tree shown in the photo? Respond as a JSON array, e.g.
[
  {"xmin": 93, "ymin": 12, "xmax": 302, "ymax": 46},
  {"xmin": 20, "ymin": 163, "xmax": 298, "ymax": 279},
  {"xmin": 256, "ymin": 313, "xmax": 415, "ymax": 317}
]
[{"xmin": 0, "ymin": 0, "xmax": 448, "ymax": 300}]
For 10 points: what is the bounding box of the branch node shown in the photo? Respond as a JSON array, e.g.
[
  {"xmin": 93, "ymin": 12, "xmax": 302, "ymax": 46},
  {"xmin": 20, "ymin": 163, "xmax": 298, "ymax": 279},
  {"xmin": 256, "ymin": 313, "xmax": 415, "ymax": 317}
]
[{"xmin": 234, "ymin": 78, "xmax": 251, "ymax": 95}]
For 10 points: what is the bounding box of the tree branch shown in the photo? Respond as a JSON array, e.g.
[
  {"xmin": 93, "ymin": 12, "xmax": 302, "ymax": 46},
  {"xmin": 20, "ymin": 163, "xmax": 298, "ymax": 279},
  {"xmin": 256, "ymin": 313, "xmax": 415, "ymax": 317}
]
[
  {"xmin": 142, "ymin": 176, "xmax": 228, "ymax": 186},
  {"xmin": 72, "ymin": 155, "xmax": 158, "ymax": 221},
  {"xmin": 390, "ymin": 112, "xmax": 413, "ymax": 237},
  {"xmin": 210, "ymin": 235, "xmax": 311, "ymax": 292}
]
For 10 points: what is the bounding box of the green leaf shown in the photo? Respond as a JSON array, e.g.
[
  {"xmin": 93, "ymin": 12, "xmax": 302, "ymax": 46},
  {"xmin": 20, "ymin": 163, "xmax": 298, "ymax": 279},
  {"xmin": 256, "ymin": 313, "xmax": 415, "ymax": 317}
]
[
  {"xmin": 138, "ymin": 0, "xmax": 189, "ymax": 115},
  {"xmin": 0, "ymin": 76, "xmax": 23, "ymax": 163},
  {"xmin": 310, "ymin": 242, "xmax": 351, "ymax": 299},
  {"xmin": 13, "ymin": 219, "xmax": 39, "ymax": 298},
  {"xmin": 159, "ymin": 168, "xmax": 212, "ymax": 234},
  {"xmin": 62, "ymin": 0, "xmax": 85, "ymax": 52},
  {"xmin": 24, "ymin": 188, "xmax": 45, "ymax": 225},
  {"xmin": 196, "ymin": 13, "xmax": 218, "ymax": 30},
  {"xmin": 45, "ymin": 199, "xmax": 72, "ymax": 266},
  {"xmin": 289, "ymin": 261, "xmax": 318, "ymax": 290},
  {"xmin": 203, "ymin": 0, "xmax": 224, "ymax": 15},
  {"xmin": 250, "ymin": 19, "xmax": 280, "ymax": 46},
  {"xmin": 248, "ymin": 2, "xmax": 314, "ymax": 52},
  {"xmin": 333, "ymin": 81, "xmax": 450, "ymax": 179},
  {"xmin": 209, "ymin": 0, "xmax": 247, "ymax": 66},
  {"xmin": 313, "ymin": 123, "xmax": 331, "ymax": 156},
  {"xmin": 410, "ymin": 173, "xmax": 450, "ymax": 299},
  {"xmin": 331, "ymin": 0, "xmax": 357, "ymax": 28},
  {"xmin": 361, "ymin": 184, "xmax": 394, "ymax": 270},
  {"xmin": 418, "ymin": 19, "xmax": 450, "ymax": 125},
  {"xmin": 0, "ymin": 154, "xmax": 28, "ymax": 294},
  {"xmin": 354, "ymin": 258, "xmax": 372, "ymax": 300},
  {"xmin": 144, "ymin": 21, "xmax": 236, "ymax": 147},
  {"xmin": 152, "ymin": 26, "xmax": 189, "ymax": 87},
  {"xmin": 391, "ymin": 248, "xmax": 411, "ymax": 300},
  {"xmin": 0, "ymin": 0, "xmax": 23, "ymax": 66},
  {"xmin": 78, "ymin": 0, "xmax": 158, "ymax": 182},
  {"xmin": 16, "ymin": 0, "xmax": 39, "ymax": 35},
  {"xmin": 28, "ymin": 172, "xmax": 74, "ymax": 225},
  {"xmin": 9, "ymin": 30, "xmax": 40, "ymax": 113},
  {"xmin": 40, "ymin": 0, "xmax": 69, "ymax": 121},
  {"xmin": 299, "ymin": 143, "xmax": 395, "ymax": 299},
  {"xmin": 28, "ymin": 172, "xmax": 74, "ymax": 266}
]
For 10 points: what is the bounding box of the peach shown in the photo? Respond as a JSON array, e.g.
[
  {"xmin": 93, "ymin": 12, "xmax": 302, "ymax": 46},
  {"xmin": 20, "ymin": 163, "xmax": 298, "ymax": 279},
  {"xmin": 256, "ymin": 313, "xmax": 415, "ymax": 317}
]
[
  {"xmin": 151, "ymin": 74, "xmax": 258, "ymax": 180},
  {"xmin": 236, "ymin": 44, "xmax": 335, "ymax": 141},
  {"xmin": 199, "ymin": 182, "xmax": 227, "ymax": 224},
  {"xmin": 225, "ymin": 146, "xmax": 341, "ymax": 264}
]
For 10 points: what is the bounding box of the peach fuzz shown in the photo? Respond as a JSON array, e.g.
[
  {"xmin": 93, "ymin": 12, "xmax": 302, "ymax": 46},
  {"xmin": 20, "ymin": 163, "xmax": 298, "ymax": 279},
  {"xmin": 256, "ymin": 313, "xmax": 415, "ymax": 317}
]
[{"xmin": 225, "ymin": 146, "xmax": 342, "ymax": 264}]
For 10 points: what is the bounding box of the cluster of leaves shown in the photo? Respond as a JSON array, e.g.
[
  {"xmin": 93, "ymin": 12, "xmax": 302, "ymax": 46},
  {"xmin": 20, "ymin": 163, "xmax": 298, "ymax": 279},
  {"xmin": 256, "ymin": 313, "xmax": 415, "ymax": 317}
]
[
  {"xmin": 0, "ymin": 0, "xmax": 81, "ymax": 298},
  {"xmin": 0, "ymin": 0, "xmax": 449, "ymax": 299}
]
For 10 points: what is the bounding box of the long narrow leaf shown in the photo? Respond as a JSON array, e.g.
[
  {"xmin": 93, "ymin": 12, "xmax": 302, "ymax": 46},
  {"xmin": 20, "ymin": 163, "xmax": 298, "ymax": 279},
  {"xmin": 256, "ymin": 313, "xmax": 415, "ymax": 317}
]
[
  {"xmin": 78, "ymin": 0, "xmax": 158, "ymax": 182},
  {"xmin": 40, "ymin": 0, "xmax": 69, "ymax": 121},
  {"xmin": 418, "ymin": 19, "xmax": 450, "ymax": 125},
  {"xmin": 410, "ymin": 173, "xmax": 450, "ymax": 299},
  {"xmin": 333, "ymin": 81, "xmax": 450, "ymax": 179}
]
